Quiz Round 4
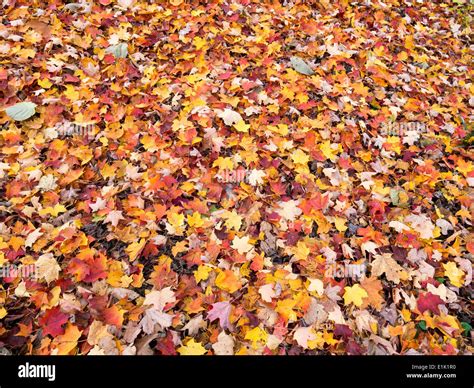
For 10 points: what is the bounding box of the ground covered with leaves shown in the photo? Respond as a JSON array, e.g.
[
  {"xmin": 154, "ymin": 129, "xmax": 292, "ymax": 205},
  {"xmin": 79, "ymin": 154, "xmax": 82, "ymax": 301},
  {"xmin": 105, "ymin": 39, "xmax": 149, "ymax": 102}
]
[{"xmin": 0, "ymin": 0, "xmax": 472, "ymax": 355}]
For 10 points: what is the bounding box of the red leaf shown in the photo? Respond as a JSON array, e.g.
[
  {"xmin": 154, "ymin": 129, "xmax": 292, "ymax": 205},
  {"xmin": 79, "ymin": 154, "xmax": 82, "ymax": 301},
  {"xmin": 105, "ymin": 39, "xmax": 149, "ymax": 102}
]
[
  {"xmin": 39, "ymin": 307, "xmax": 69, "ymax": 337},
  {"xmin": 417, "ymin": 292, "xmax": 444, "ymax": 315}
]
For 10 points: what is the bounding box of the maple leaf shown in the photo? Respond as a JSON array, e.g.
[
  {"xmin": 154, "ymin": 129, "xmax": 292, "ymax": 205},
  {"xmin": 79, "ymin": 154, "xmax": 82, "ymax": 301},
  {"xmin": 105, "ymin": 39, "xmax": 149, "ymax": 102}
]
[
  {"xmin": 187, "ymin": 212, "xmax": 204, "ymax": 228},
  {"xmin": 14, "ymin": 281, "xmax": 30, "ymax": 298},
  {"xmin": 1, "ymin": 0, "xmax": 472, "ymax": 357},
  {"xmin": 87, "ymin": 320, "xmax": 111, "ymax": 346},
  {"xmin": 223, "ymin": 210, "xmax": 242, "ymax": 231},
  {"xmin": 37, "ymin": 174, "xmax": 57, "ymax": 191},
  {"xmin": 334, "ymin": 324, "xmax": 353, "ymax": 339},
  {"xmin": 213, "ymin": 157, "xmax": 234, "ymax": 170},
  {"xmin": 389, "ymin": 221, "xmax": 410, "ymax": 233},
  {"xmin": 207, "ymin": 301, "xmax": 232, "ymax": 330},
  {"xmin": 53, "ymin": 324, "xmax": 82, "ymax": 355},
  {"xmin": 194, "ymin": 264, "xmax": 213, "ymax": 283},
  {"xmin": 102, "ymin": 305, "xmax": 124, "ymax": 328},
  {"xmin": 234, "ymin": 120, "xmax": 250, "ymax": 133},
  {"xmin": 370, "ymin": 253, "xmax": 406, "ymax": 284},
  {"xmin": 39, "ymin": 204, "xmax": 67, "ymax": 217},
  {"xmin": 247, "ymin": 169, "xmax": 266, "ymax": 186},
  {"xmin": 25, "ymin": 228, "xmax": 43, "ymax": 248},
  {"xmin": 177, "ymin": 338, "xmax": 207, "ymax": 355},
  {"xmin": 39, "ymin": 307, "xmax": 69, "ymax": 337},
  {"xmin": 291, "ymin": 149, "xmax": 310, "ymax": 165},
  {"xmin": 117, "ymin": 0, "xmax": 134, "ymax": 8},
  {"xmin": 141, "ymin": 309, "xmax": 173, "ymax": 333},
  {"xmin": 143, "ymin": 287, "xmax": 176, "ymax": 311},
  {"xmin": 216, "ymin": 108, "xmax": 242, "ymax": 126},
  {"xmin": 276, "ymin": 200, "xmax": 302, "ymax": 221},
  {"xmin": 89, "ymin": 198, "xmax": 107, "ymax": 212},
  {"xmin": 275, "ymin": 299, "xmax": 297, "ymax": 322},
  {"xmin": 258, "ymin": 283, "xmax": 276, "ymax": 303},
  {"xmin": 442, "ymin": 262, "xmax": 465, "ymax": 288},
  {"xmin": 320, "ymin": 140, "xmax": 339, "ymax": 162},
  {"xmin": 126, "ymin": 239, "xmax": 146, "ymax": 261},
  {"xmin": 417, "ymin": 292, "xmax": 444, "ymax": 315},
  {"xmin": 104, "ymin": 210, "xmax": 124, "ymax": 227},
  {"xmin": 244, "ymin": 326, "xmax": 268, "ymax": 349},
  {"xmin": 36, "ymin": 253, "xmax": 61, "ymax": 283},
  {"xmin": 167, "ymin": 212, "xmax": 185, "ymax": 229},
  {"xmin": 360, "ymin": 277, "xmax": 384, "ymax": 311},
  {"xmin": 307, "ymin": 278, "xmax": 324, "ymax": 296},
  {"xmin": 212, "ymin": 332, "xmax": 234, "ymax": 355},
  {"xmin": 405, "ymin": 214, "xmax": 435, "ymax": 239},
  {"xmin": 215, "ymin": 270, "xmax": 242, "ymax": 294},
  {"xmin": 231, "ymin": 235, "xmax": 253, "ymax": 255},
  {"xmin": 294, "ymin": 326, "xmax": 317, "ymax": 349},
  {"xmin": 343, "ymin": 284, "xmax": 368, "ymax": 307}
]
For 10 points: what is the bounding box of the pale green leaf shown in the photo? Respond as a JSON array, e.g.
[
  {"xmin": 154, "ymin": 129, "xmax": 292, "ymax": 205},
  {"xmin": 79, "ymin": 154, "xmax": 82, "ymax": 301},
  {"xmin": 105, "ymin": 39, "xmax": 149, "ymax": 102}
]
[
  {"xmin": 290, "ymin": 56, "xmax": 314, "ymax": 75},
  {"xmin": 105, "ymin": 43, "xmax": 128, "ymax": 58},
  {"xmin": 5, "ymin": 102, "xmax": 37, "ymax": 121}
]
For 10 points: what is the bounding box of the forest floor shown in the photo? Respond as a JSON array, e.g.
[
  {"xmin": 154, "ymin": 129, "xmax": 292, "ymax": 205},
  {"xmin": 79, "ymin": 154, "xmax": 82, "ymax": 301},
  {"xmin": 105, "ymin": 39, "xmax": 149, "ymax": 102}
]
[{"xmin": 0, "ymin": 0, "xmax": 472, "ymax": 355}]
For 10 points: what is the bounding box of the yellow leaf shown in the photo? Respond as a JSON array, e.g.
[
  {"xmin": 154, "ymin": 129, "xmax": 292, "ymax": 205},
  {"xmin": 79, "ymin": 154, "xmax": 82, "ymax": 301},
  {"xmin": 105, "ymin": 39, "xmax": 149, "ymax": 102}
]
[
  {"xmin": 404, "ymin": 35, "xmax": 415, "ymax": 50},
  {"xmin": 107, "ymin": 261, "xmax": 125, "ymax": 287},
  {"xmin": 187, "ymin": 212, "xmax": 204, "ymax": 228},
  {"xmin": 126, "ymin": 238, "xmax": 146, "ymax": 261},
  {"xmin": 39, "ymin": 204, "xmax": 66, "ymax": 217},
  {"xmin": 38, "ymin": 78, "xmax": 52, "ymax": 89},
  {"xmin": 442, "ymin": 262, "xmax": 464, "ymax": 288},
  {"xmin": 244, "ymin": 327, "xmax": 268, "ymax": 349},
  {"xmin": 456, "ymin": 159, "xmax": 473, "ymax": 177},
  {"xmin": 334, "ymin": 217, "xmax": 348, "ymax": 232},
  {"xmin": 213, "ymin": 157, "xmax": 234, "ymax": 170},
  {"xmin": 194, "ymin": 265, "xmax": 212, "ymax": 283},
  {"xmin": 275, "ymin": 299, "xmax": 297, "ymax": 322},
  {"xmin": 343, "ymin": 284, "xmax": 368, "ymax": 307},
  {"xmin": 233, "ymin": 119, "xmax": 250, "ymax": 133},
  {"xmin": 281, "ymin": 87, "xmax": 295, "ymax": 101},
  {"xmin": 63, "ymin": 85, "xmax": 80, "ymax": 101},
  {"xmin": 291, "ymin": 149, "xmax": 309, "ymax": 165},
  {"xmin": 320, "ymin": 140, "xmax": 338, "ymax": 161},
  {"xmin": 171, "ymin": 240, "xmax": 188, "ymax": 257},
  {"xmin": 293, "ymin": 240, "xmax": 310, "ymax": 261},
  {"xmin": 352, "ymin": 82, "xmax": 368, "ymax": 97},
  {"xmin": 9, "ymin": 236, "xmax": 24, "ymax": 251},
  {"xmin": 178, "ymin": 338, "xmax": 207, "ymax": 355},
  {"xmin": 168, "ymin": 212, "xmax": 185, "ymax": 228},
  {"xmin": 401, "ymin": 308, "xmax": 412, "ymax": 323},
  {"xmin": 307, "ymin": 331, "xmax": 326, "ymax": 350},
  {"xmin": 267, "ymin": 124, "xmax": 289, "ymax": 136},
  {"xmin": 193, "ymin": 36, "xmax": 207, "ymax": 51},
  {"xmin": 0, "ymin": 307, "xmax": 7, "ymax": 319}
]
